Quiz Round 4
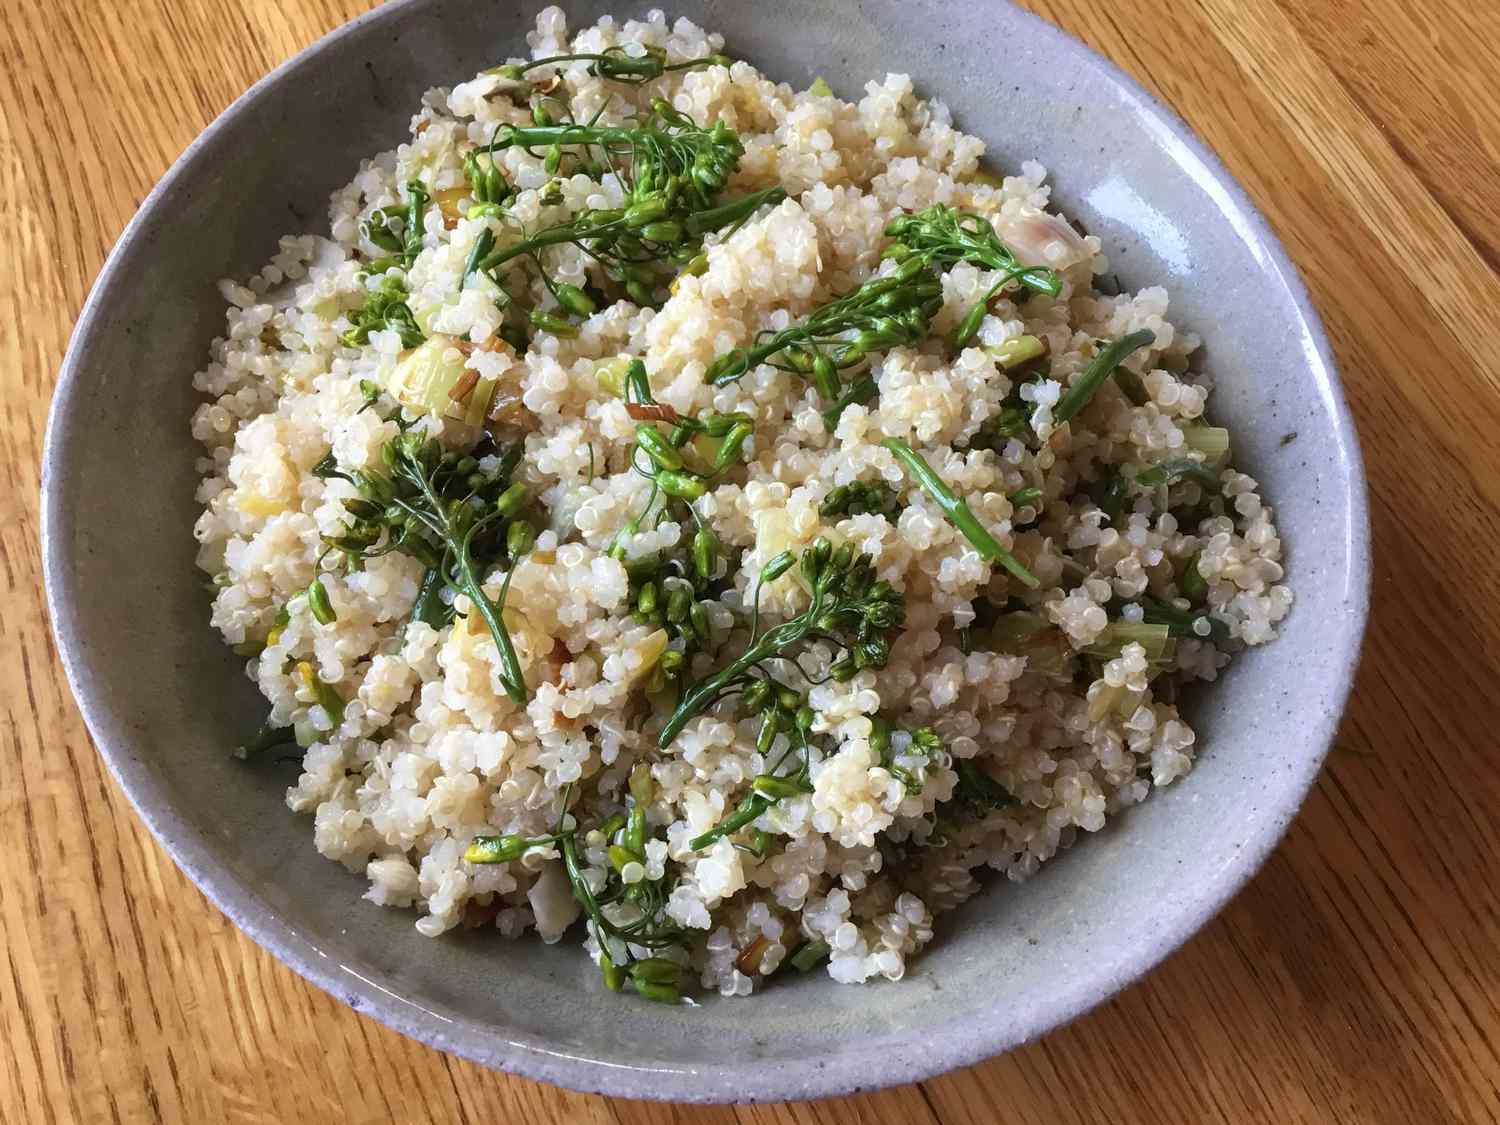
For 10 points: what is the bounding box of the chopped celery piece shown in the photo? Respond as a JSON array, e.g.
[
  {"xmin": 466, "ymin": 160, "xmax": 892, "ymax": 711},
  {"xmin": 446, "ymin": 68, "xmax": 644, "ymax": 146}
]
[
  {"xmin": 1181, "ymin": 425, "xmax": 1230, "ymax": 465},
  {"xmin": 990, "ymin": 610, "xmax": 1050, "ymax": 651},
  {"xmin": 1082, "ymin": 621, "xmax": 1175, "ymax": 664},
  {"xmin": 984, "ymin": 334, "xmax": 1047, "ymax": 370},
  {"xmin": 1135, "ymin": 458, "xmax": 1220, "ymax": 491},
  {"xmin": 1024, "ymin": 634, "xmax": 1074, "ymax": 677},
  {"xmin": 455, "ymin": 375, "xmax": 497, "ymax": 430},
  {"xmin": 808, "ymin": 76, "xmax": 833, "ymax": 97},
  {"xmin": 1088, "ymin": 682, "xmax": 1148, "ymax": 721},
  {"xmin": 788, "ymin": 940, "xmax": 830, "ymax": 972},
  {"xmin": 595, "ymin": 356, "xmax": 632, "ymax": 398},
  {"xmin": 386, "ymin": 335, "xmax": 469, "ymax": 418}
]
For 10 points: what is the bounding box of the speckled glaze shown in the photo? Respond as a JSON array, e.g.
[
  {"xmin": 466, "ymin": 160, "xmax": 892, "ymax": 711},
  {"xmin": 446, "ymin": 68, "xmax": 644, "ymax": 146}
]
[{"xmin": 41, "ymin": 0, "xmax": 1369, "ymax": 1102}]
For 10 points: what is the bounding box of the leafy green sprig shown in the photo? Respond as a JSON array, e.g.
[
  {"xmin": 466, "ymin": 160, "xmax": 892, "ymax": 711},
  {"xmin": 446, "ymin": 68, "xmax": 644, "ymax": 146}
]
[
  {"xmin": 316, "ymin": 427, "xmax": 532, "ymax": 702},
  {"xmin": 341, "ymin": 273, "xmax": 424, "ymax": 349},
  {"xmin": 658, "ymin": 537, "xmax": 905, "ymax": 749},
  {"xmin": 687, "ymin": 676, "xmax": 819, "ymax": 851},
  {"xmin": 883, "ymin": 205, "xmax": 1062, "ymax": 349},
  {"xmin": 868, "ymin": 717, "xmax": 940, "ymax": 794},
  {"xmin": 703, "ymin": 256, "xmax": 942, "ymax": 422},
  {"xmin": 465, "ymin": 770, "xmax": 688, "ymax": 1002},
  {"xmin": 491, "ymin": 44, "xmax": 731, "ymax": 86},
  {"xmin": 599, "ymin": 360, "xmax": 753, "ymax": 695},
  {"xmin": 474, "ymin": 99, "xmax": 784, "ymax": 306}
]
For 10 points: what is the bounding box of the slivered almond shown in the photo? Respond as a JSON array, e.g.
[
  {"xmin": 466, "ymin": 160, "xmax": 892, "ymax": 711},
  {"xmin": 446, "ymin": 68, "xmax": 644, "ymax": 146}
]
[
  {"xmin": 433, "ymin": 185, "xmax": 469, "ymax": 228},
  {"xmin": 626, "ymin": 402, "xmax": 681, "ymax": 424},
  {"xmin": 447, "ymin": 368, "xmax": 480, "ymax": 402},
  {"xmin": 735, "ymin": 934, "xmax": 771, "ymax": 976}
]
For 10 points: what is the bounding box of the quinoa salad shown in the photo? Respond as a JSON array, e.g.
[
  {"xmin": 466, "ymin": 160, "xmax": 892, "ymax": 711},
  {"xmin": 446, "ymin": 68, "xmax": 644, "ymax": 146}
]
[{"xmin": 191, "ymin": 8, "xmax": 1291, "ymax": 1002}]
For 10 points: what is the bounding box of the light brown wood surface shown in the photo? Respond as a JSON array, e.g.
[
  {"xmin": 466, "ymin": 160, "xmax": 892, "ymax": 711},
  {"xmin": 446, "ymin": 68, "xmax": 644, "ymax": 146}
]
[{"xmin": 5, "ymin": 0, "xmax": 1499, "ymax": 1121}]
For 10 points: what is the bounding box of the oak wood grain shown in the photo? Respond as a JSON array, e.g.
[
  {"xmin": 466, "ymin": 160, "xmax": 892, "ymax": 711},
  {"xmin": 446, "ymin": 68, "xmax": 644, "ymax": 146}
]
[{"xmin": 6, "ymin": 0, "xmax": 1498, "ymax": 1120}]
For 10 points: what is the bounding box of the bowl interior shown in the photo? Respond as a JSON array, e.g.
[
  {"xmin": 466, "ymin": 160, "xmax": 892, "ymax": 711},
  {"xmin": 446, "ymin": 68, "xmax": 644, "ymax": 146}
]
[{"xmin": 43, "ymin": 0, "xmax": 1367, "ymax": 1101}]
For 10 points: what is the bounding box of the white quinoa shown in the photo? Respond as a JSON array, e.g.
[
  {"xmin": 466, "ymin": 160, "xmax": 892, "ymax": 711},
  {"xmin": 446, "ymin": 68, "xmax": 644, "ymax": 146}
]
[{"xmin": 191, "ymin": 8, "xmax": 1291, "ymax": 997}]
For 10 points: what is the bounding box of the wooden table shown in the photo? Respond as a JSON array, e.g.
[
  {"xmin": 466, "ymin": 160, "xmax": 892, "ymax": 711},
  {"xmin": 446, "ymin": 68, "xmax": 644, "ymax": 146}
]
[{"xmin": 6, "ymin": 1, "xmax": 1498, "ymax": 1120}]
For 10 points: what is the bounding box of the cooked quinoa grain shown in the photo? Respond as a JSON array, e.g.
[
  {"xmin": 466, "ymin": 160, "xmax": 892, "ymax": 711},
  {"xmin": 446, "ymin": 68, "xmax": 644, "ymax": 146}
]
[{"xmin": 192, "ymin": 7, "xmax": 1290, "ymax": 1001}]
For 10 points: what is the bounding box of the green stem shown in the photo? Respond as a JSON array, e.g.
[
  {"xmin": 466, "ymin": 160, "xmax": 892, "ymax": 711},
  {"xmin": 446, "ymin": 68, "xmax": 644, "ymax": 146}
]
[
  {"xmin": 409, "ymin": 468, "xmax": 527, "ymax": 703},
  {"xmin": 659, "ymin": 617, "xmax": 813, "ymax": 749},
  {"xmin": 681, "ymin": 187, "xmax": 785, "ymax": 238},
  {"xmin": 456, "ymin": 549, "xmax": 526, "ymax": 703},
  {"xmin": 688, "ymin": 793, "xmax": 773, "ymax": 850},
  {"xmin": 1051, "ymin": 329, "xmax": 1156, "ymax": 425},
  {"xmin": 477, "ymin": 219, "xmax": 624, "ymax": 272},
  {"xmin": 484, "ymin": 122, "xmax": 637, "ymax": 152},
  {"xmin": 881, "ymin": 438, "xmax": 1039, "ymax": 588}
]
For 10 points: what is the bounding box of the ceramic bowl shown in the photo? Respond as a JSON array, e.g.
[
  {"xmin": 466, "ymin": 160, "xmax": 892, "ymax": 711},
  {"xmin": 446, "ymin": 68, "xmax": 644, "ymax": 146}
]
[{"xmin": 42, "ymin": 0, "xmax": 1369, "ymax": 1101}]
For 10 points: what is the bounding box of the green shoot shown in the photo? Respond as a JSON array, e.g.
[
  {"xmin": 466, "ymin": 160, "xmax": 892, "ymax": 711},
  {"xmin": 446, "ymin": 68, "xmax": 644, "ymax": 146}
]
[
  {"xmin": 234, "ymin": 721, "xmax": 297, "ymax": 761},
  {"xmin": 822, "ymin": 375, "xmax": 878, "ymax": 430},
  {"xmin": 881, "ymin": 438, "xmax": 1039, "ymax": 588},
  {"xmin": 1180, "ymin": 551, "xmax": 1208, "ymax": 602},
  {"xmin": 464, "ymin": 832, "xmax": 567, "ymax": 864},
  {"xmin": 306, "ymin": 578, "xmax": 336, "ymax": 625},
  {"xmin": 787, "ymin": 939, "xmax": 830, "ymax": 972},
  {"xmin": 491, "ymin": 44, "xmax": 730, "ymax": 86},
  {"xmin": 1007, "ymin": 485, "xmax": 1042, "ymax": 509},
  {"xmin": 411, "ymin": 564, "xmax": 455, "ymax": 629},
  {"xmin": 402, "ymin": 179, "xmax": 429, "ymax": 268},
  {"xmin": 1052, "ymin": 329, "xmax": 1156, "ymax": 425},
  {"xmin": 1135, "ymin": 595, "xmax": 1229, "ymax": 646},
  {"xmin": 689, "ymin": 792, "xmax": 775, "ymax": 851},
  {"xmin": 1134, "ymin": 458, "xmax": 1221, "ymax": 492}
]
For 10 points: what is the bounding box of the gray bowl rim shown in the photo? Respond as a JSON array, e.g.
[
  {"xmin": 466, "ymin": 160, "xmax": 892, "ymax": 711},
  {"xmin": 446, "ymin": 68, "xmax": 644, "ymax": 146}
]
[{"xmin": 41, "ymin": 0, "xmax": 1370, "ymax": 1102}]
